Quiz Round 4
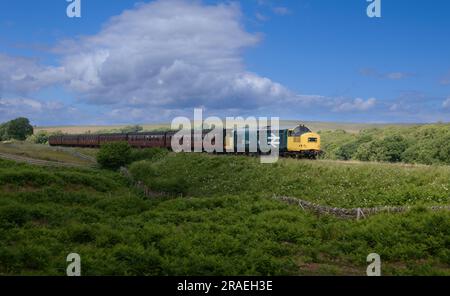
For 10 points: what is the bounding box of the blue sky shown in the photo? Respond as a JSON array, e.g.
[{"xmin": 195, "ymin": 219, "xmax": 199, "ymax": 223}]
[{"xmin": 0, "ymin": 0, "xmax": 449, "ymax": 125}]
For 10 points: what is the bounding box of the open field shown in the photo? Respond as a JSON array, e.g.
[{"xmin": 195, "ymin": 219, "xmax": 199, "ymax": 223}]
[
  {"xmin": 0, "ymin": 150, "xmax": 449, "ymax": 275},
  {"xmin": 34, "ymin": 124, "xmax": 171, "ymax": 135}
]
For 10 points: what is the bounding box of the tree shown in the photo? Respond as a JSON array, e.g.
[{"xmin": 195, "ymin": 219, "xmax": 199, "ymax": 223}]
[
  {"xmin": 335, "ymin": 141, "xmax": 359, "ymax": 160},
  {"xmin": 376, "ymin": 135, "xmax": 410, "ymax": 162},
  {"xmin": 0, "ymin": 123, "xmax": 7, "ymax": 141},
  {"xmin": 97, "ymin": 142, "xmax": 132, "ymax": 170},
  {"xmin": 0, "ymin": 117, "xmax": 34, "ymax": 141}
]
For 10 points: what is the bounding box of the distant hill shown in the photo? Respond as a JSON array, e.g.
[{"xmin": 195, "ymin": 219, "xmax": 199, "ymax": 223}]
[
  {"xmin": 35, "ymin": 121, "xmax": 423, "ymax": 135},
  {"xmin": 280, "ymin": 121, "xmax": 421, "ymax": 133}
]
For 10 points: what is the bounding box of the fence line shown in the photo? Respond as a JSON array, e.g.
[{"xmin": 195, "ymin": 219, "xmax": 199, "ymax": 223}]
[{"xmin": 273, "ymin": 196, "xmax": 450, "ymax": 220}]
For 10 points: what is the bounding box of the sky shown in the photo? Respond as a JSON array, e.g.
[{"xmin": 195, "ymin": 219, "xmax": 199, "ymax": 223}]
[{"xmin": 0, "ymin": 0, "xmax": 449, "ymax": 126}]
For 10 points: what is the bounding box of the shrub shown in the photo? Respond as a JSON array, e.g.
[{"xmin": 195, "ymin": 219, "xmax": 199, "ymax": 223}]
[
  {"xmin": 130, "ymin": 148, "xmax": 168, "ymax": 163},
  {"xmin": 376, "ymin": 135, "xmax": 410, "ymax": 162},
  {"xmin": 335, "ymin": 141, "xmax": 360, "ymax": 160},
  {"xmin": 97, "ymin": 142, "xmax": 132, "ymax": 170},
  {"xmin": 27, "ymin": 131, "xmax": 50, "ymax": 144},
  {"xmin": 322, "ymin": 124, "xmax": 450, "ymax": 165}
]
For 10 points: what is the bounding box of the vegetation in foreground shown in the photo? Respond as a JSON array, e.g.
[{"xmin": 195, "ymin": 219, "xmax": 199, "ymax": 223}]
[
  {"xmin": 129, "ymin": 153, "xmax": 450, "ymax": 208},
  {"xmin": 320, "ymin": 123, "xmax": 450, "ymax": 165},
  {"xmin": 0, "ymin": 151, "xmax": 449, "ymax": 276}
]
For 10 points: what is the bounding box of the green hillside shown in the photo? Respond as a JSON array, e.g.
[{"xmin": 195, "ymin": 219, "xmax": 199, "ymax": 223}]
[{"xmin": 1, "ymin": 152, "xmax": 448, "ymax": 276}]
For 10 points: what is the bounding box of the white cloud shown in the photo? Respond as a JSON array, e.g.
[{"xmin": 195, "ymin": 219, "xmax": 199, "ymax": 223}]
[
  {"xmin": 0, "ymin": 98, "xmax": 43, "ymax": 111},
  {"xmin": 56, "ymin": 0, "xmax": 286, "ymax": 111},
  {"xmin": 0, "ymin": 97, "xmax": 69, "ymax": 123},
  {"xmin": 333, "ymin": 98, "xmax": 377, "ymax": 112},
  {"xmin": 0, "ymin": 0, "xmax": 396, "ymax": 124},
  {"xmin": 0, "ymin": 54, "xmax": 66, "ymax": 94},
  {"xmin": 443, "ymin": 98, "xmax": 450, "ymax": 109},
  {"xmin": 389, "ymin": 104, "xmax": 398, "ymax": 111}
]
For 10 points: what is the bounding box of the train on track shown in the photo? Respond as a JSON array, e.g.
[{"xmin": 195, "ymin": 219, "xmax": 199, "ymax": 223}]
[{"xmin": 49, "ymin": 125, "xmax": 322, "ymax": 158}]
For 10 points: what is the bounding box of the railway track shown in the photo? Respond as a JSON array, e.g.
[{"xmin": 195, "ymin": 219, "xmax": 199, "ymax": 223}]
[{"xmin": 0, "ymin": 152, "xmax": 95, "ymax": 168}]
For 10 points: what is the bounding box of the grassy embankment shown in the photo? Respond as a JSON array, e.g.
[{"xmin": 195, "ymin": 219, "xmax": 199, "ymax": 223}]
[
  {"xmin": 0, "ymin": 151, "xmax": 449, "ymax": 276},
  {"xmin": 0, "ymin": 141, "xmax": 97, "ymax": 166}
]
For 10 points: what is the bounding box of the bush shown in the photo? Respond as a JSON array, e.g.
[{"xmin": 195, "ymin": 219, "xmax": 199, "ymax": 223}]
[
  {"xmin": 27, "ymin": 131, "xmax": 50, "ymax": 144},
  {"xmin": 97, "ymin": 142, "xmax": 132, "ymax": 170},
  {"xmin": 321, "ymin": 124, "xmax": 450, "ymax": 165},
  {"xmin": 335, "ymin": 141, "xmax": 360, "ymax": 160},
  {"xmin": 376, "ymin": 135, "xmax": 410, "ymax": 162},
  {"xmin": 130, "ymin": 148, "xmax": 168, "ymax": 163},
  {"xmin": 28, "ymin": 130, "xmax": 64, "ymax": 144}
]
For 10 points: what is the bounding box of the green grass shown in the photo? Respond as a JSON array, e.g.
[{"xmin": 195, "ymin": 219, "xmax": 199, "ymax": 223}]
[
  {"xmin": 1, "ymin": 154, "xmax": 449, "ymax": 276},
  {"xmin": 129, "ymin": 153, "xmax": 450, "ymax": 208},
  {"xmin": 0, "ymin": 142, "xmax": 95, "ymax": 166}
]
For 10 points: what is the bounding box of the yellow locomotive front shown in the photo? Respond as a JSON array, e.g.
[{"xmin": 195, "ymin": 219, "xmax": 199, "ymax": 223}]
[{"xmin": 287, "ymin": 125, "xmax": 322, "ymax": 158}]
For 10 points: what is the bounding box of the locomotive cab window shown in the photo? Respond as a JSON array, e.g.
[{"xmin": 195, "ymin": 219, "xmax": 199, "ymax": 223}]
[{"xmin": 292, "ymin": 125, "xmax": 311, "ymax": 137}]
